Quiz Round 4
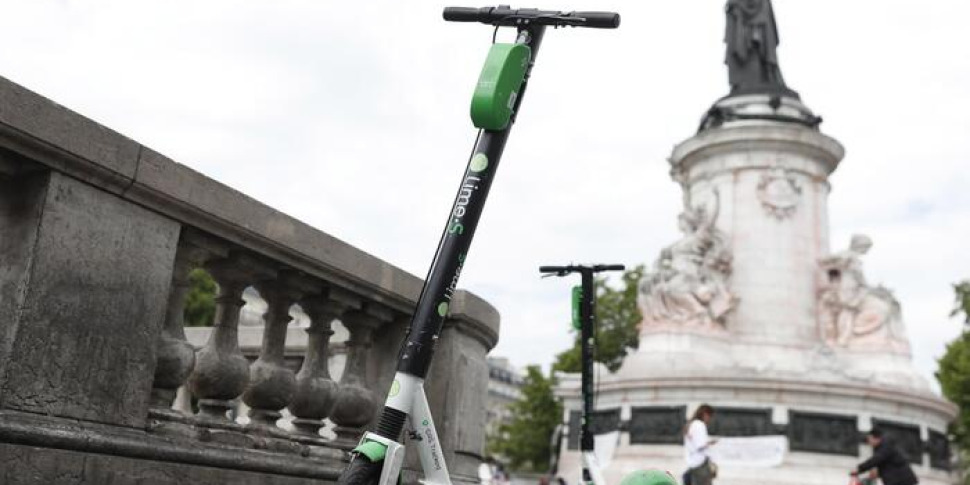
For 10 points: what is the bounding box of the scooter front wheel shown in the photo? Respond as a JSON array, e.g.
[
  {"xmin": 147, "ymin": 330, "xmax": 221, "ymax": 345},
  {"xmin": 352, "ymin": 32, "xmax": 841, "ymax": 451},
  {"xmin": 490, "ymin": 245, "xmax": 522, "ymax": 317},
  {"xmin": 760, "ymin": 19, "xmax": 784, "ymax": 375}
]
[{"xmin": 338, "ymin": 453, "xmax": 384, "ymax": 485}]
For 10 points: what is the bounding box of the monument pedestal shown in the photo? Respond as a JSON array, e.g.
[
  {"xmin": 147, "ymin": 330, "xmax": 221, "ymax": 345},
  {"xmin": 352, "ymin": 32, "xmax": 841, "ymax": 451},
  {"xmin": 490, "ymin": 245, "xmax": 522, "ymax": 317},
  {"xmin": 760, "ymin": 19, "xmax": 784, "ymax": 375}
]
[{"xmin": 555, "ymin": 96, "xmax": 956, "ymax": 485}]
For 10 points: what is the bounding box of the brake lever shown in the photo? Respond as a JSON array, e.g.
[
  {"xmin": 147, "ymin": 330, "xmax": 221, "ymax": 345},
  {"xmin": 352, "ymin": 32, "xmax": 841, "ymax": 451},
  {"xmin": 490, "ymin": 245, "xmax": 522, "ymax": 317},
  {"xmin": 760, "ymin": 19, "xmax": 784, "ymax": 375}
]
[{"xmin": 539, "ymin": 271, "xmax": 570, "ymax": 278}]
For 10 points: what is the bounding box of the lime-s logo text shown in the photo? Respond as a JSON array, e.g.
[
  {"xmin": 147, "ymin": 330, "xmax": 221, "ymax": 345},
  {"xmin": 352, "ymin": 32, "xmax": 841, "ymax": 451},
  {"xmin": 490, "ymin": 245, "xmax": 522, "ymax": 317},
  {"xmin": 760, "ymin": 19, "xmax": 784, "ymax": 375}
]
[{"xmin": 447, "ymin": 154, "xmax": 486, "ymax": 235}]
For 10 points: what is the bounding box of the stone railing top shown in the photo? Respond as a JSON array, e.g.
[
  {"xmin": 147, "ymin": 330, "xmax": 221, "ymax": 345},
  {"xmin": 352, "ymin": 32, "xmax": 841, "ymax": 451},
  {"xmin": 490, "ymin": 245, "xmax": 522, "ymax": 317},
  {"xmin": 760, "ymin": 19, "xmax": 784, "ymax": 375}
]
[{"xmin": 0, "ymin": 75, "xmax": 499, "ymax": 348}]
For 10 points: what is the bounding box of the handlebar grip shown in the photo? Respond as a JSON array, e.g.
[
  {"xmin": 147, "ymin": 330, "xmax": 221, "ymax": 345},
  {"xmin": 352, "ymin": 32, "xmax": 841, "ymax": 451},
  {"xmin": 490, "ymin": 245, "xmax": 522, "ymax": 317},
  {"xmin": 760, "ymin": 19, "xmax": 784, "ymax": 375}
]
[
  {"xmin": 443, "ymin": 7, "xmax": 485, "ymax": 22},
  {"xmin": 570, "ymin": 11, "xmax": 621, "ymax": 28},
  {"xmin": 599, "ymin": 264, "xmax": 625, "ymax": 271},
  {"xmin": 539, "ymin": 266, "xmax": 566, "ymax": 273}
]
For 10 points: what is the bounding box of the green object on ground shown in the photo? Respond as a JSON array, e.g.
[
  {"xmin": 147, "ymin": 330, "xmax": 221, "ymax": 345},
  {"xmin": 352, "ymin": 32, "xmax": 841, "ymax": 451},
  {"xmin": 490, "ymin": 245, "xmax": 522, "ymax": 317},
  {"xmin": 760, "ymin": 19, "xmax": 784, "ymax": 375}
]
[
  {"xmin": 353, "ymin": 440, "xmax": 387, "ymax": 462},
  {"xmin": 471, "ymin": 43, "xmax": 531, "ymax": 130},
  {"xmin": 571, "ymin": 285, "xmax": 583, "ymax": 330},
  {"xmin": 618, "ymin": 469, "xmax": 680, "ymax": 485}
]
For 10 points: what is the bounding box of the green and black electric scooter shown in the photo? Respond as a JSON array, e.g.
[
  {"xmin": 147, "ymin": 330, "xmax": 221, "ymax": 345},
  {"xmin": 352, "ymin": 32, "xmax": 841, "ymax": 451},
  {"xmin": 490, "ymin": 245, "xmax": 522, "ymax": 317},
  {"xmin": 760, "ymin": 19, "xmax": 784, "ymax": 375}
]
[
  {"xmin": 540, "ymin": 264, "xmax": 625, "ymax": 485},
  {"xmin": 337, "ymin": 6, "xmax": 620, "ymax": 485}
]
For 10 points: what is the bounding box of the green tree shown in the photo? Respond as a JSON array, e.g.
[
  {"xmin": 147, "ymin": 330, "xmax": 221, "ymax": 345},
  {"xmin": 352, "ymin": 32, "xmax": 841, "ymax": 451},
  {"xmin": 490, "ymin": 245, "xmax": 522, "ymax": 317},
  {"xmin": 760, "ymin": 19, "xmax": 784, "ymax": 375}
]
[
  {"xmin": 553, "ymin": 266, "xmax": 644, "ymax": 373},
  {"xmin": 951, "ymin": 280, "xmax": 970, "ymax": 323},
  {"xmin": 184, "ymin": 268, "xmax": 216, "ymax": 327},
  {"xmin": 936, "ymin": 280, "xmax": 970, "ymax": 482},
  {"xmin": 489, "ymin": 366, "xmax": 562, "ymax": 472}
]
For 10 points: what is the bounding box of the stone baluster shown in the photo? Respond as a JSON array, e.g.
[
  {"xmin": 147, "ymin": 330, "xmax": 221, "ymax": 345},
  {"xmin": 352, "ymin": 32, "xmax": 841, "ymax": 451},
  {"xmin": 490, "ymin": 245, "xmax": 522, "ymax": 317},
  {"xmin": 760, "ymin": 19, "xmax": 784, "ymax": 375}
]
[
  {"xmin": 186, "ymin": 252, "xmax": 275, "ymax": 421},
  {"xmin": 242, "ymin": 272, "xmax": 319, "ymax": 429},
  {"xmin": 151, "ymin": 230, "xmax": 227, "ymax": 415},
  {"xmin": 150, "ymin": 242, "xmax": 207, "ymax": 412},
  {"xmin": 288, "ymin": 288, "xmax": 360, "ymax": 436},
  {"xmin": 330, "ymin": 303, "xmax": 394, "ymax": 446}
]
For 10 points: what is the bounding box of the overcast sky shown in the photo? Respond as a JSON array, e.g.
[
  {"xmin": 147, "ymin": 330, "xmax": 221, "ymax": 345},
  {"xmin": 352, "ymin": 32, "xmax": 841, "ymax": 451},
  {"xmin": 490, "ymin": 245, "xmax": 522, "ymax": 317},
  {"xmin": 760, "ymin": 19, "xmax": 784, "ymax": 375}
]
[{"xmin": 1, "ymin": 1, "xmax": 967, "ymax": 387}]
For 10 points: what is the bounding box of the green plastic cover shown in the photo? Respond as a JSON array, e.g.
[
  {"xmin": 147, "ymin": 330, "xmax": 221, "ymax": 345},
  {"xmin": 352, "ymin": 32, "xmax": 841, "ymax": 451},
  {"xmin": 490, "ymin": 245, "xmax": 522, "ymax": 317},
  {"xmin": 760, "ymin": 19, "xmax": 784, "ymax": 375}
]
[
  {"xmin": 353, "ymin": 440, "xmax": 387, "ymax": 462},
  {"xmin": 618, "ymin": 470, "xmax": 679, "ymax": 485},
  {"xmin": 470, "ymin": 43, "xmax": 531, "ymax": 130},
  {"xmin": 571, "ymin": 285, "xmax": 583, "ymax": 331}
]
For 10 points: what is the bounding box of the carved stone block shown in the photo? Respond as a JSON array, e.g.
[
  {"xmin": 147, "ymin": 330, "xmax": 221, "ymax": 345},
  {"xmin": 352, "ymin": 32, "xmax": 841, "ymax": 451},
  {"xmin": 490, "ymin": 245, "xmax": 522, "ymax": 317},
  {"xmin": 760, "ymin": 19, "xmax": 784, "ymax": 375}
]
[
  {"xmin": 0, "ymin": 172, "xmax": 48, "ymax": 381},
  {"xmin": 708, "ymin": 407, "xmax": 773, "ymax": 436},
  {"xmin": 871, "ymin": 419, "xmax": 922, "ymax": 465},
  {"xmin": 788, "ymin": 411, "xmax": 858, "ymax": 456},
  {"xmin": 589, "ymin": 409, "xmax": 621, "ymax": 436},
  {"xmin": 927, "ymin": 429, "xmax": 951, "ymax": 470},
  {"xmin": 629, "ymin": 406, "xmax": 686, "ymax": 444}
]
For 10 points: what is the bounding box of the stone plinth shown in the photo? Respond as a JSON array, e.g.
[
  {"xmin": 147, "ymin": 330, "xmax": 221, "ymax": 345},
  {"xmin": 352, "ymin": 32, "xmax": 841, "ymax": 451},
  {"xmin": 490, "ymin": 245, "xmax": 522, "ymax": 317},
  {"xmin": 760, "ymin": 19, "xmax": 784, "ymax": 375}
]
[{"xmin": 0, "ymin": 171, "xmax": 180, "ymax": 427}]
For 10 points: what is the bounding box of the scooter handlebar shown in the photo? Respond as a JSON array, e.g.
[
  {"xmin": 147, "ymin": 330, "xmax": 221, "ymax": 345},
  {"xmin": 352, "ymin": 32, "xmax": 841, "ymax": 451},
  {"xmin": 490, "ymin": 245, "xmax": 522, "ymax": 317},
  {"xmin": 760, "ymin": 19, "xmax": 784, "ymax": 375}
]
[
  {"xmin": 443, "ymin": 6, "xmax": 620, "ymax": 29},
  {"xmin": 539, "ymin": 264, "xmax": 625, "ymax": 275}
]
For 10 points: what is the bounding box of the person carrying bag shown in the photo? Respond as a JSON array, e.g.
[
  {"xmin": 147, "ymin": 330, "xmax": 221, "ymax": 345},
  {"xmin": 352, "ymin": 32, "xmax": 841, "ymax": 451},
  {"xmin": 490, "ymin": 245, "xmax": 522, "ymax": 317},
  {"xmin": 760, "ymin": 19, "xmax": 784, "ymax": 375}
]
[{"xmin": 683, "ymin": 404, "xmax": 718, "ymax": 485}]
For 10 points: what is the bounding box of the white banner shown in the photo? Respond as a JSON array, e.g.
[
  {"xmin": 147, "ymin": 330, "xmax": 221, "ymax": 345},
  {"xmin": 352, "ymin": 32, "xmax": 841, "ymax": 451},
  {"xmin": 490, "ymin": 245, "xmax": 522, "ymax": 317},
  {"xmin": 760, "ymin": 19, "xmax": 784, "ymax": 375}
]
[
  {"xmin": 708, "ymin": 436, "xmax": 788, "ymax": 468},
  {"xmin": 593, "ymin": 431, "xmax": 620, "ymax": 468}
]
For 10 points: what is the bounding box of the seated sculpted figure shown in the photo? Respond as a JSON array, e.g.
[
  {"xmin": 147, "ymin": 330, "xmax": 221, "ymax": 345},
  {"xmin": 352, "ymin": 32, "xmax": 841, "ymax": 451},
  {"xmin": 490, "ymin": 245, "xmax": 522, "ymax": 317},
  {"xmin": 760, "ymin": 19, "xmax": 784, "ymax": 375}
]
[
  {"xmin": 818, "ymin": 235, "xmax": 908, "ymax": 350},
  {"xmin": 638, "ymin": 192, "xmax": 736, "ymax": 329}
]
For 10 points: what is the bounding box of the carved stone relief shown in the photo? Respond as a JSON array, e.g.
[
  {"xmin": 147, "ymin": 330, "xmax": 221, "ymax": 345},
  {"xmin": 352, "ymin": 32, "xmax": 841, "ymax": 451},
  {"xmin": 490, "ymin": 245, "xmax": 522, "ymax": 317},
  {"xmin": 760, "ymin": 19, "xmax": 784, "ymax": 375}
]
[
  {"xmin": 638, "ymin": 189, "xmax": 737, "ymax": 329},
  {"xmin": 818, "ymin": 235, "xmax": 911, "ymax": 352},
  {"xmin": 757, "ymin": 167, "xmax": 801, "ymax": 219}
]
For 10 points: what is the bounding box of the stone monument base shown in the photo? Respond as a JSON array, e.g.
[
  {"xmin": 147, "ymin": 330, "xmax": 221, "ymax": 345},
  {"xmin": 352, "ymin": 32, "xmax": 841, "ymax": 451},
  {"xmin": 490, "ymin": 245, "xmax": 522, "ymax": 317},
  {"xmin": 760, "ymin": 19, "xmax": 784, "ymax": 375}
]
[
  {"xmin": 557, "ymin": 445, "xmax": 953, "ymax": 485},
  {"xmin": 555, "ymin": 344, "xmax": 956, "ymax": 485}
]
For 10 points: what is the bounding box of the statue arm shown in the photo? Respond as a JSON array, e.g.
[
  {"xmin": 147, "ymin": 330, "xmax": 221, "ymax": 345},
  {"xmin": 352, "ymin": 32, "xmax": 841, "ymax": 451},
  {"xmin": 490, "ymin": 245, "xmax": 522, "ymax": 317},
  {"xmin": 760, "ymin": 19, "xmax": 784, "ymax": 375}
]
[{"xmin": 849, "ymin": 261, "xmax": 869, "ymax": 287}]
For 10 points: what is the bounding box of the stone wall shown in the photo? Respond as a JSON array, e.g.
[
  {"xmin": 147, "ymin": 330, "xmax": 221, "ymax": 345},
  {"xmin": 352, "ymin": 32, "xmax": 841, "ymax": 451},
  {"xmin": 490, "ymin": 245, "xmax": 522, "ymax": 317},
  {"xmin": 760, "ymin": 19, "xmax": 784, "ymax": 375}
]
[{"xmin": 0, "ymin": 75, "xmax": 500, "ymax": 484}]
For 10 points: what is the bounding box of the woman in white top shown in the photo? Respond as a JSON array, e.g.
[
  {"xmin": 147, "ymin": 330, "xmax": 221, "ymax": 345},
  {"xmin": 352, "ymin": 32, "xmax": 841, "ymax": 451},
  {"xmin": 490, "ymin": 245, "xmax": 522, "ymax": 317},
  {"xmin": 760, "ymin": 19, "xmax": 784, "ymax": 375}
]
[{"xmin": 683, "ymin": 404, "xmax": 718, "ymax": 485}]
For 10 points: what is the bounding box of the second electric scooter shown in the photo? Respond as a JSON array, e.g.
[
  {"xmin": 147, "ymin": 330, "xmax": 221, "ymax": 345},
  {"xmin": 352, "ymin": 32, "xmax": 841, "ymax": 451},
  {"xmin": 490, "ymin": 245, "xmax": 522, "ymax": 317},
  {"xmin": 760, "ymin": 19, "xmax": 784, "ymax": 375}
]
[{"xmin": 540, "ymin": 264, "xmax": 625, "ymax": 485}]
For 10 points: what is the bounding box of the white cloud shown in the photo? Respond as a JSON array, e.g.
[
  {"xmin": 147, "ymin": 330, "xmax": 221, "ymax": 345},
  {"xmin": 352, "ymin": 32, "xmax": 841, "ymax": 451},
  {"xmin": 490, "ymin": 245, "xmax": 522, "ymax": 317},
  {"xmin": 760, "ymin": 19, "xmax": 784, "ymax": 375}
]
[{"xmin": 1, "ymin": 0, "xmax": 967, "ymax": 387}]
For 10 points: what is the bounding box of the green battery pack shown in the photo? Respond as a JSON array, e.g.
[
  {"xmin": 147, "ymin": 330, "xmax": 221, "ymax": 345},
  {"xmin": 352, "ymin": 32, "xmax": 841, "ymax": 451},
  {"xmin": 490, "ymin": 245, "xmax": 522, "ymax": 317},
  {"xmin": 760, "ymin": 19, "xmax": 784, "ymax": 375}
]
[
  {"xmin": 571, "ymin": 285, "xmax": 583, "ymax": 331},
  {"xmin": 470, "ymin": 43, "xmax": 531, "ymax": 130}
]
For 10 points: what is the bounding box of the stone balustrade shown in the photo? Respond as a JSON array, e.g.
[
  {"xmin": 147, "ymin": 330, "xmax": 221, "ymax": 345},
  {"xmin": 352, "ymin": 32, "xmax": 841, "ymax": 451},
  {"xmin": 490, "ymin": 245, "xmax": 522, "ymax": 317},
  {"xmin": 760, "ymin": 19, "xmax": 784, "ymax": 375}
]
[{"xmin": 0, "ymin": 75, "xmax": 499, "ymax": 485}]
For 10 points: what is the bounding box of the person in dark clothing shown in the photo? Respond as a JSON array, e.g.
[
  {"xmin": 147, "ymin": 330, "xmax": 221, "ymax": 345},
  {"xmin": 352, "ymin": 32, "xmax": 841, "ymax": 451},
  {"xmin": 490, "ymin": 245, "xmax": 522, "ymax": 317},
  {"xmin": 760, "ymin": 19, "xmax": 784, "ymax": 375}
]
[{"xmin": 852, "ymin": 429, "xmax": 918, "ymax": 485}]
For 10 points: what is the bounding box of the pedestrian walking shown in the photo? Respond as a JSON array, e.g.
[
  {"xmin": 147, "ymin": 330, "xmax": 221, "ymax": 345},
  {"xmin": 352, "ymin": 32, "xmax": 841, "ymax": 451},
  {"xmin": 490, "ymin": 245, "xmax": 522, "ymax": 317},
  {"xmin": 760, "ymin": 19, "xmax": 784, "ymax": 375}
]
[{"xmin": 683, "ymin": 404, "xmax": 718, "ymax": 485}]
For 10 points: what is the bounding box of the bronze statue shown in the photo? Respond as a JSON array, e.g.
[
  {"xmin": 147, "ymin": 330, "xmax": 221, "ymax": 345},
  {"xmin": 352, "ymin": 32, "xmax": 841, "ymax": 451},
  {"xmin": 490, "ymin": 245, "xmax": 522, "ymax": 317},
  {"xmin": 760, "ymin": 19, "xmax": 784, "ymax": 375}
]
[{"xmin": 724, "ymin": 0, "xmax": 797, "ymax": 97}]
